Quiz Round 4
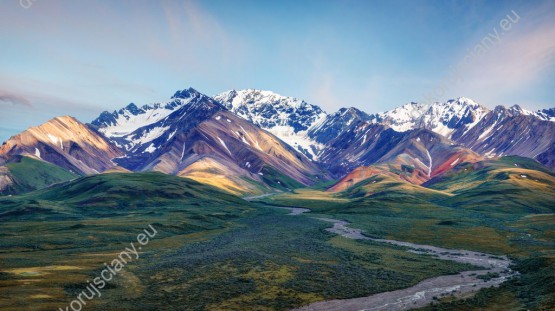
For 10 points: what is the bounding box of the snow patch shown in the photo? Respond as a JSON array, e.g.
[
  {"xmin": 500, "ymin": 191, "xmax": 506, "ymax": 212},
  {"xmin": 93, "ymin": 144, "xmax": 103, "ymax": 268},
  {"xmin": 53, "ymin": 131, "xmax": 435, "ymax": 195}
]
[
  {"xmin": 485, "ymin": 148, "xmax": 496, "ymax": 158},
  {"xmin": 144, "ymin": 143, "xmax": 156, "ymax": 153},
  {"xmin": 180, "ymin": 143, "xmax": 186, "ymax": 160},
  {"xmin": 134, "ymin": 126, "xmax": 170, "ymax": 148},
  {"xmin": 167, "ymin": 129, "xmax": 177, "ymax": 140},
  {"xmin": 241, "ymin": 136, "xmax": 251, "ymax": 146},
  {"xmin": 217, "ymin": 137, "xmax": 232, "ymax": 155},
  {"xmin": 47, "ymin": 134, "xmax": 64, "ymax": 149},
  {"xmin": 99, "ymin": 98, "xmax": 191, "ymax": 138},
  {"xmin": 267, "ymin": 125, "xmax": 323, "ymax": 160},
  {"xmin": 240, "ymin": 125, "xmax": 262, "ymax": 151},
  {"xmin": 47, "ymin": 134, "xmax": 59, "ymax": 145},
  {"xmin": 425, "ymin": 149, "xmax": 433, "ymax": 177}
]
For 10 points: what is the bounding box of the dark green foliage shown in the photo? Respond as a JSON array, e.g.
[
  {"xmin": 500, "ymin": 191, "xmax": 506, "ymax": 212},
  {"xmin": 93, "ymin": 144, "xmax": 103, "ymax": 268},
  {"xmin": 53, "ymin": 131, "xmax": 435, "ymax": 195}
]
[
  {"xmin": 476, "ymin": 272, "xmax": 500, "ymax": 281},
  {"xmin": 418, "ymin": 257, "xmax": 555, "ymax": 310},
  {"xmin": 436, "ymin": 220, "xmax": 457, "ymax": 226},
  {"xmin": 259, "ymin": 157, "xmax": 555, "ymax": 309},
  {"xmin": 126, "ymin": 213, "xmax": 475, "ymax": 310},
  {"xmin": 1, "ymin": 156, "xmax": 78, "ymax": 195}
]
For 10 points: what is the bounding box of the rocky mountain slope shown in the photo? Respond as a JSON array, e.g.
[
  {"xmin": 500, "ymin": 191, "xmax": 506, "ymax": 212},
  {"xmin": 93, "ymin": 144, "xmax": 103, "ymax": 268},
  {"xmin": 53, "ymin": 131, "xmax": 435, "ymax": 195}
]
[
  {"xmin": 454, "ymin": 105, "xmax": 555, "ymax": 161},
  {"xmin": 0, "ymin": 116, "xmax": 123, "ymax": 175},
  {"xmin": 213, "ymin": 91, "xmax": 554, "ymax": 170},
  {"xmin": 1, "ymin": 86, "xmax": 553, "ymax": 195},
  {"xmin": 93, "ymin": 88, "xmax": 326, "ymax": 195},
  {"xmin": 307, "ymin": 107, "xmax": 370, "ymax": 144},
  {"xmin": 535, "ymin": 107, "xmax": 555, "ymax": 121},
  {"xmin": 318, "ymin": 119, "xmax": 481, "ymax": 183},
  {"xmin": 364, "ymin": 98, "xmax": 555, "ymax": 168}
]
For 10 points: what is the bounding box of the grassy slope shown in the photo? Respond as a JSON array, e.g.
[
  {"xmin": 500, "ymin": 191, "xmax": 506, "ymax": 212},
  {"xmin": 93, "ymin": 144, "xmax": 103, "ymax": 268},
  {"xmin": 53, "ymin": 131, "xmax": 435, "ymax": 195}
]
[
  {"xmin": 260, "ymin": 165, "xmax": 305, "ymax": 191},
  {"xmin": 0, "ymin": 172, "xmax": 477, "ymax": 311},
  {"xmin": 1, "ymin": 156, "xmax": 78, "ymax": 195},
  {"xmin": 0, "ymin": 172, "xmax": 256, "ymax": 310},
  {"xmin": 0, "ymin": 172, "xmax": 249, "ymax": 220},
  {"xmin": 259, "ymin": 156, "xmax": 555, "ymax": 310},
  {"xmin": 427, "ymin": 156, "xmax": 555, "ymax": 214}
]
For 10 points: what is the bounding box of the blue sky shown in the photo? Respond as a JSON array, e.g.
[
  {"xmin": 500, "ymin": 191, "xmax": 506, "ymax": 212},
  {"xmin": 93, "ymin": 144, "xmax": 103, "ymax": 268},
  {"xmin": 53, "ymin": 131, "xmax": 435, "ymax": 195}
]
[{"xmin": 1, "ymin": 0, "xmax": 554, "ymax": 141}]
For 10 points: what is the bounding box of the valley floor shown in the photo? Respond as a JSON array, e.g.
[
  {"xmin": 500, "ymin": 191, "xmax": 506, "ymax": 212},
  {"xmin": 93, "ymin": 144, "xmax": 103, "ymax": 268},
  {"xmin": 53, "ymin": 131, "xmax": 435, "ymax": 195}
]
[
  {"xmin": 0, "ymin": 202, "xmax": 487, "ymax": 310},
  {"xmin": 0, "ymin": 178, "xmax": 554, "ymax": 310},
  {"xmin": 295, "ymin": 215, "xmax": 515, "ymax": 311}
]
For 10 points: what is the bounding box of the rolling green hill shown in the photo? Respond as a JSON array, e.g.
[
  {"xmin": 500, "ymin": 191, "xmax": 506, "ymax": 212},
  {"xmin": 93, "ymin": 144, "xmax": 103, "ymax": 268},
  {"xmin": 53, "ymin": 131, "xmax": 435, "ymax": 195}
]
[
  {"xmin": 0, "ymin": 172, "xmax": 249, "ymax": 221},
  {"xmin": 426, "ymin": 156, "xmax": 555, "ymax": 214},
  {"xmin": 0, "ymin": 156, "xmax": 78, "ymax": 195}
]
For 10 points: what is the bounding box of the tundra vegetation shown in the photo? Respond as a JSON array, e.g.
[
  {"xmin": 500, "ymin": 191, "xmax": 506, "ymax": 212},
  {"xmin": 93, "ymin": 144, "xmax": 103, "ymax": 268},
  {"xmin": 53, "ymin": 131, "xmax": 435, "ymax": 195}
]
[{"xmin": 0, "ymin": 157, "xmax": 554, "ymax": 310}]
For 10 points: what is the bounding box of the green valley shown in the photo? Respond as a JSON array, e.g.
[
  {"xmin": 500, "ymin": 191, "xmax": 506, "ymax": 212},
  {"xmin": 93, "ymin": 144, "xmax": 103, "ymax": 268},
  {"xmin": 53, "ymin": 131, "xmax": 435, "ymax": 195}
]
[{"xmin": 0, "ymin": 156, "xmax": 553, "ymax": 310}]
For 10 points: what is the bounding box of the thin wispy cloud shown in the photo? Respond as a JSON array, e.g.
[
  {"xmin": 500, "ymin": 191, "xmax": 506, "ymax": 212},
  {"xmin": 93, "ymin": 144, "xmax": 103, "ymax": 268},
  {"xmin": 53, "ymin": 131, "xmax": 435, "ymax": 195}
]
[
  {"xmin": 159, "ymin": 0, "xmax": 249, "ymax": 73},
  {"xmin": 444, "ymin": 4, "xmax": 555, "ymax": 108},
  {"xmin": 462, "ymin": 31, "xmax": 555, "ymax": 105},
  {"xmin": 0, "ymin": 0, "xmax": 554, "ymax": 141},
  {"xmin": 0, "ymin": 91, "xmax": 33, "ymax": 108}
]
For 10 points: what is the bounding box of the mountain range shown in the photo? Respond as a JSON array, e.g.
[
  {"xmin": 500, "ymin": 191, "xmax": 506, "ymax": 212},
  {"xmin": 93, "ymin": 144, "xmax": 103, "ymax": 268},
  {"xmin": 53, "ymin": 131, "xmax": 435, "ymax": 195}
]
[{"xmin": 1, "ymin": 87, "xmax": 554, "ymax": 195}]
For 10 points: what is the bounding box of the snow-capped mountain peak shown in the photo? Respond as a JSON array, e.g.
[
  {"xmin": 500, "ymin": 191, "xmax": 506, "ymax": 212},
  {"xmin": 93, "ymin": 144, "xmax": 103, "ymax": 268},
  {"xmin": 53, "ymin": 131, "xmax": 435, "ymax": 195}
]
[
  {"xmin": 171, "ymin": 87, "xmax": 203, "ymax": 99},
  {"xmin": 214, "ymin": 89, "xmax": 324, "ymax": 130},
  {"xmin": 88, "ymin": 87, "xmax": 326, "ymax": 192},
  {"xmin": 369, "ymin": 97, "xmax": 490, "ymax": 138},
  {"xmin": 92, "ymin": 88, "xmax": 555, "ymax": 177},
  {"xmin": 214, "ymin": 89, "xmax": 327, "ymax": 160},
  {"xmin": 534, "ymin": 107, "xmax": 555, "ymax": 121},
  {"xmin": 91, "ymin": 87, "xmax": 223, "ymax": 154},
  {"xmin": 507, "ymin": 104, "xmax": 533, "ymax": 116},
  {"xmin": 92, "ymin": 87, "xmax": 214, "ymax": 139},
  {"xmin": 307, "ymin": 106, "xmax": 370, "ymax": 144},
  {"xmin": 506, "ymin": 104, "xmax": 555, "ymax": 121}
]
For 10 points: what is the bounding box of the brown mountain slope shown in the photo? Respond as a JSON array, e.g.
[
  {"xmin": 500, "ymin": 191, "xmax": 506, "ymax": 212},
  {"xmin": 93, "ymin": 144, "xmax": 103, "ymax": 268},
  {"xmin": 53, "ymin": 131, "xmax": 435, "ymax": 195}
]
[
  {"xmin": 328, "ymin": 144, "xmax": 481, "ymax": 193},
  {"xmin": 138, "ymin": 110, "xmax": 327, "ymax": 194},
  {"xmin": 455, "ymin": 106, "xmax": 555, "ymax": 165},
  {"xmin": 0, "ymin": 116, "xmax": 123, "ymax": 174},
  {"xmin": 91, "ymin": 89, "xmax": 329, "ymax": 194},
  {"xmin": 320, "ymin": 121, "xmax": 482, "ymax": 184}
]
